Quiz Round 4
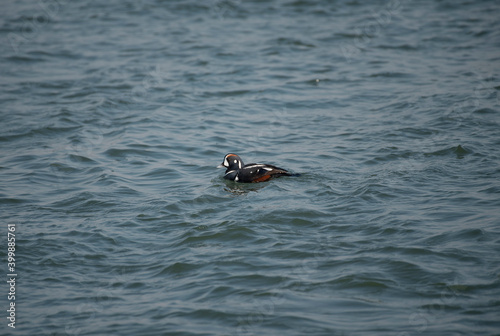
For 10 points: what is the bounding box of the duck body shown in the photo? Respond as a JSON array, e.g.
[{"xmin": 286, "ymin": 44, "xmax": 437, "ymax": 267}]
[{"xmin": 218, "ymin": 153, "xmax": 294, "ymax": 183}]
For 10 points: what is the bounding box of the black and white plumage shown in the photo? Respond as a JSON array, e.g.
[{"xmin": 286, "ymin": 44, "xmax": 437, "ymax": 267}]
[{"xmin": 217, "ymin": 153, "xmax": 295, "ymax": 183}]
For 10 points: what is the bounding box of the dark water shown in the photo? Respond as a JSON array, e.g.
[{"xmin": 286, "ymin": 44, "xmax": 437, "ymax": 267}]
[{"xmin": 1, "ymin": 0, "xmax": 500, "ymax": 335}]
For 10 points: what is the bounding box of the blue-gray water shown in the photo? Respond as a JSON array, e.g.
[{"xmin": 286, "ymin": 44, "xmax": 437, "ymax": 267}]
[{"xmin": 1, "ymin": 0, "xmax": 500, "ymax": 335}]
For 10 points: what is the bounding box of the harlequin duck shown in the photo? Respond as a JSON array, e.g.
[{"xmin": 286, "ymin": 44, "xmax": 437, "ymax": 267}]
[{"xmin": 217, "ymin": 153, "xmax": 295, "ymax": 183}]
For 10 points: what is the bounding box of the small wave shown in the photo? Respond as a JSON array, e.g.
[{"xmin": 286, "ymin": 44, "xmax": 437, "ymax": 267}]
[{"xmin": 424, "ymin": 144, "xmax": 471, "ymax": 158}]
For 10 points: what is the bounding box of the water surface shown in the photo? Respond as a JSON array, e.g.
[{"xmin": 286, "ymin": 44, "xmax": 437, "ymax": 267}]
[{"xmin": 1, "ymin": 0, "xmax": 499, "ymax": 335}]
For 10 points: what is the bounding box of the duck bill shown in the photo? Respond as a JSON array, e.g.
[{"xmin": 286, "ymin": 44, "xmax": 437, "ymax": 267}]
[{"xmin": 217, "ymin": 164, "xmax": 225, "ymax": 168}]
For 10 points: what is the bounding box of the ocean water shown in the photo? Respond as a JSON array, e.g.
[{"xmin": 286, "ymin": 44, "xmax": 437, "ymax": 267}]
[{"xmin": 1, "ymin": 0, "xmax": 500, "ymax": 335}]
